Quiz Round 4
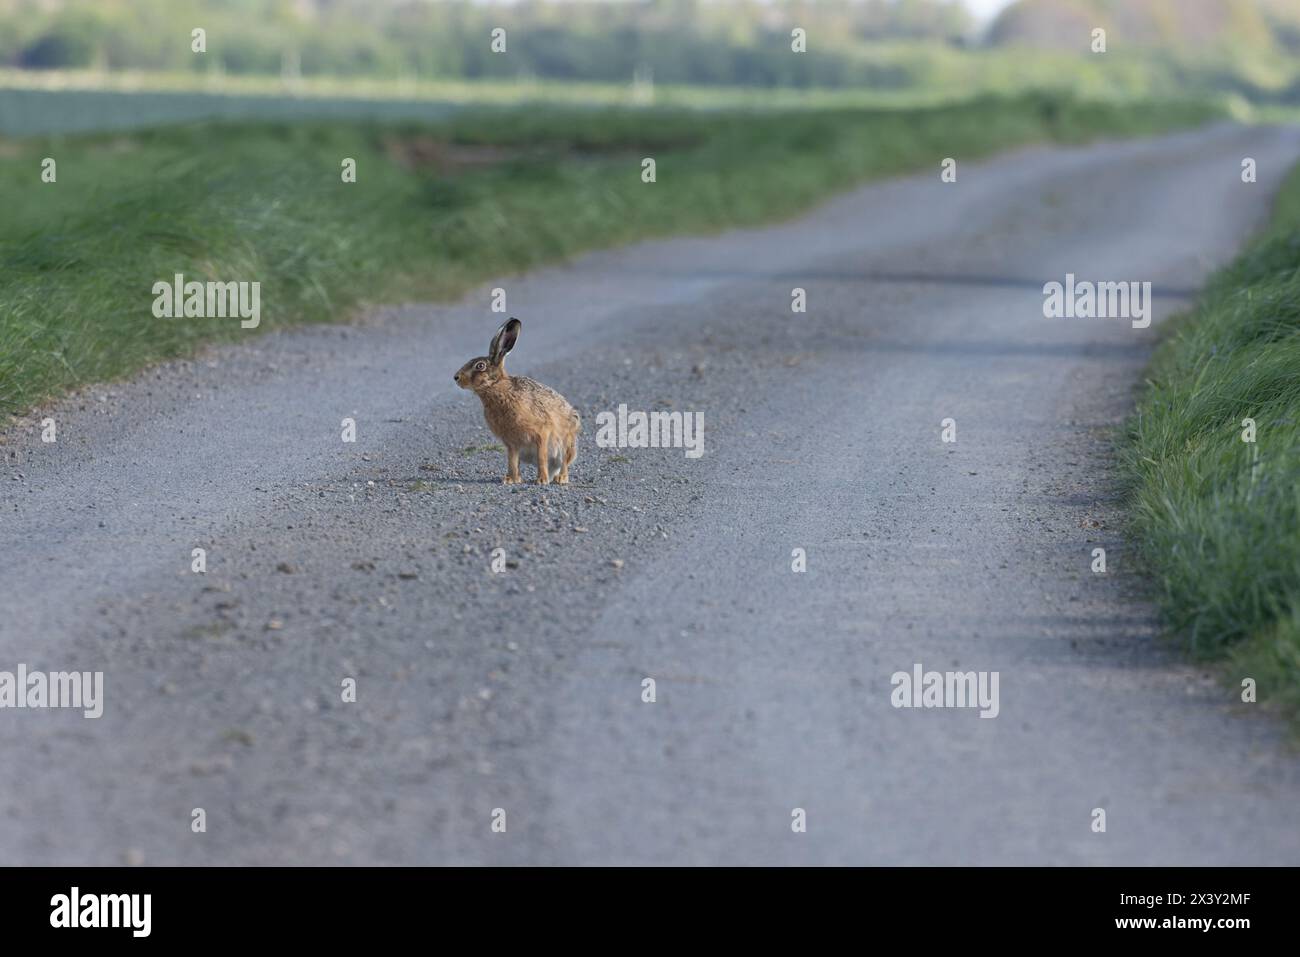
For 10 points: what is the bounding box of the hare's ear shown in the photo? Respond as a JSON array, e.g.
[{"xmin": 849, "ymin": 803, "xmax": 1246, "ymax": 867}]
[{"xmin": 488, "ymin": 317, "xmax": 521, "ymax": 364}]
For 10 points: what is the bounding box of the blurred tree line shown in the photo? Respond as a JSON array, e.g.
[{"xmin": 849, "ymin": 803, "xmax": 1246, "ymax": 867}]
[
  {"xmin": 3, "ymin": 0, "xmax": 1298, "ymax": 95},
  {"xmin": 0, "ymin": 0, "xmax": 974, "ymax": 86}
]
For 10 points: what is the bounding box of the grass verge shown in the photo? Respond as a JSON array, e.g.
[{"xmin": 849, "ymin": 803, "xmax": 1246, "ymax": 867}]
[
  {"xmin": 0, "ymin": 93, "xmax": 1218, "ymax": 418},
  {"xmin": 1121, "ymin": 159, "xmax": 1300, "ymax": 729}
]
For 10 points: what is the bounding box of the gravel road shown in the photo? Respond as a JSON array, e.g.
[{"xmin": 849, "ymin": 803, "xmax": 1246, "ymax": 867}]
[{"xmin": 3, "ymin": 122, "xmax": 1300, "ymax": 865}]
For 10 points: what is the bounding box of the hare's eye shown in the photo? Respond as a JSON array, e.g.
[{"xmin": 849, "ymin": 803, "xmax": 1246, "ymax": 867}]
[{"xmin": 474, "ymin": 361, "xmax": 486, "ymax": 372}]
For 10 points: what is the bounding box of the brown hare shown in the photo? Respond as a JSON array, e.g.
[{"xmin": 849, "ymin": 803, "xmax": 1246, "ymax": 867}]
[{"xmin": 454, "ymin": 317, "xmax": 580, "ymax": 485}]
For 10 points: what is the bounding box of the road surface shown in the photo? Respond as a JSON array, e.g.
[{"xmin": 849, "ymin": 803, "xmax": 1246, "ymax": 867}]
[{"xmin": 3, "ymin": 122, "xmax": 1300, "ymax": 865}]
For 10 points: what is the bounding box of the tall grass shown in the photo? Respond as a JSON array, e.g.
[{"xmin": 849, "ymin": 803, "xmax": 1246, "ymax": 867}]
[
  {"xmin": 1122, "ymin": 161, "xmax": 1300, "ymax": 726},
  {"xmin": 0, "ymin": 94, "xmax": 1218, "ymax": 419}
]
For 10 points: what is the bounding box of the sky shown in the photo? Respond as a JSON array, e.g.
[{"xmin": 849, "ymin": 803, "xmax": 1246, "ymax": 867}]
[
  {"xmin": 961, "ymin": 0, "xmax": 1017, "ymax": 21},
  {"xmin": 472, "ymin": 0, "xmax": 1023, "ymax": 22}
]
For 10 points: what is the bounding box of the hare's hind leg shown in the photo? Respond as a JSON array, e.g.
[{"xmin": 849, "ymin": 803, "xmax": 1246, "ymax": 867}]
[
  {"xmin": 554, "ymin": 433, "xmax": 576, "ymax": 484},
  {"xmin": 534, "ymin": 430, "xmax": 551, "ymax": 485}
]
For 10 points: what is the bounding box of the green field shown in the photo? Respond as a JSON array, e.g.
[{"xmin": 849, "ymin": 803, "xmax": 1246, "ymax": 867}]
[
  {"xmin": 0, "ymin": 48, "xmax": 1277, "ymax": 137},
  {"xmin": 0, "ymin": 94, "xmax": 1220, "ymax": 419},
  {"xmin": 1122, "ymin": 160, "xmax": 1300, "ymax": 729}
]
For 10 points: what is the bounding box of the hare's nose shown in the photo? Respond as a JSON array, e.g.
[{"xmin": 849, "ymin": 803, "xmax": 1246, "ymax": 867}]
[{"xmin": 453, "ymin": 372, "xmax": 460, "ymax": 383}]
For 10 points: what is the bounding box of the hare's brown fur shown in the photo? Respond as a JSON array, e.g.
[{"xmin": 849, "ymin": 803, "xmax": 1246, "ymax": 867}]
[{"xmin": 454, "ymin": 318, "xmax": 579, "ymax": 485}]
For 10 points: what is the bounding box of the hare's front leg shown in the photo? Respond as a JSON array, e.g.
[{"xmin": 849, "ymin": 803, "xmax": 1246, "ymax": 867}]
[
  {"xmin": 503, "ymin": 445, "xmax": 521, "ymax": 484},
  {"xmin": 534, "ymin": 430, "xmax": 551, "ymax": 485}
]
